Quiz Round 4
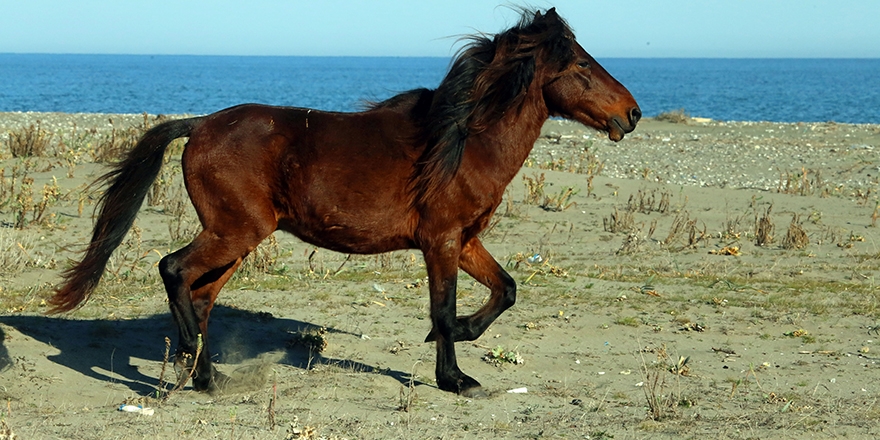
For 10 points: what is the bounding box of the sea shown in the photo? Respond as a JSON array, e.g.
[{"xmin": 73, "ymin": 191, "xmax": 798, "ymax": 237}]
[{"xmin": 1, "ymin": 54, "xmax": 879, "ymax": 124}]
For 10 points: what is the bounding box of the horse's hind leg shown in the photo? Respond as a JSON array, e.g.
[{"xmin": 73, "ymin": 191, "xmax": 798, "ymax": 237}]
[
  {"xmin": 425, "ymin": 237, "xmax": 515, "ymax": 343},
  {"xmin": 159, "ymin": 229, "xmax": 266, "ymax": 393}
]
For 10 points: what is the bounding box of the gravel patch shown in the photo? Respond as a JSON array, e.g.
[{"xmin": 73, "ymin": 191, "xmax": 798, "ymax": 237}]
[{"xmin": 3, "ymin": 111, "xmax": 879, "ymax": 192}]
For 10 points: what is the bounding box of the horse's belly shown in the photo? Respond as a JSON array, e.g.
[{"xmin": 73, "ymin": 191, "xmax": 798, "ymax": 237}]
[{"xmin": 278, "ymin": 212, "xmax": 416, "ymax": 254}]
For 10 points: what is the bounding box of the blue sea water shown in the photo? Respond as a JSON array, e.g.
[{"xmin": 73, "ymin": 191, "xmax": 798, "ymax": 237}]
[{"xmin": 1, "ymin": 54, "xmax": 878, "ymax": 124}]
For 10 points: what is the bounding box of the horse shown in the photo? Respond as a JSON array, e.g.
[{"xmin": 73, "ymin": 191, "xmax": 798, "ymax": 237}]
[{"xmin": 49, "ymin": 8, "xmax": 640, "ymax": 397}]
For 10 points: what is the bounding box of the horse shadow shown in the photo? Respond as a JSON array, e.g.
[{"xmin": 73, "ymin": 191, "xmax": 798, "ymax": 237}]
[{"xmin": 0, "ymin": 305, "xmax": 427, "ymax": 396}]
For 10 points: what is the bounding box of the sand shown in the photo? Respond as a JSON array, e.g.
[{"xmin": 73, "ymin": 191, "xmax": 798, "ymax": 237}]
[{"xmin": 2, "ymin": 113, "xmax": 880, "ymax": 439}]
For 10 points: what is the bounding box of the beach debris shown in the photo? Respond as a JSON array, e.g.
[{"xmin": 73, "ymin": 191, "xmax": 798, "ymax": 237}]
[
  {"xmin": 669, "ymin": 356, "xmax": 691, "ymax": 376},
  {"xmin": 784, "ymin": 329, "xmax": 809, "ymax": 338},
  {"xmin": 680, "ymin": 322, "xmax": 706, "ymax": 332},
  {"xmin": 404, "ymin": 279, "xmax": 424, "ymax": 289},
  {"xmin": 0, "ymin": 420, "xmax": 16, "ymax": 440},
  {"xmin": 630, "ymin": 276, "xmax": 660, "ymax": 296},
  {"xmin": 118, "ymin": 404, "xmax": 154, "ymax": 416},
  {"xmin": 388, "ymin": 340, "xmax": 407, "ymax": 354},
  {"xmin": 712, "ymin": 347, "xmax": 736, "ymax": 355},
  {"xmin": 507, "ymin": 387, "xmax": 528, "ymax": 394},
  {"xmin": 709, "ymin": 246, "xmax": 741, "ymax": 256}
]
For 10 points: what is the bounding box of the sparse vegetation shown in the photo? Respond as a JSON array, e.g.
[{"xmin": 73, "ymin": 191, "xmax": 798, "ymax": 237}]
[{"xmin": 3, "ymin": 115, "xmax": 880, "ymax": 439}]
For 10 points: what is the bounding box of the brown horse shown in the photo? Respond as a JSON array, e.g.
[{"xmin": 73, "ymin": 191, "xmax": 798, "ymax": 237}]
[{"xmin": 50, "ymin": 8, "xmax": 639, "ymax": 397}]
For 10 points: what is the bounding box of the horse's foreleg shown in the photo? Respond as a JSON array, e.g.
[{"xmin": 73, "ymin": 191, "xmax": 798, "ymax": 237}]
[
  {"xmin": 425, "ymin": 237, "xmax": 515, "ymax": 343},
  {"xmin": 423, "ymin": 237, "xmax": 485, "ymax": 397}
]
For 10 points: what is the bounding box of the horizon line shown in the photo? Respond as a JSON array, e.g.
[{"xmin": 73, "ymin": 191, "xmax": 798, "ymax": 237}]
[{"xmin": 2, "ymin": 52, "xmax": 880, "ymax": 60}]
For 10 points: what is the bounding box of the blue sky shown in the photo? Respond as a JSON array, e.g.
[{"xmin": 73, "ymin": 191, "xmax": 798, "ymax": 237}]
[{"xmin": 2, "ymin": 0, "xmax": 878, "ymax": 58}]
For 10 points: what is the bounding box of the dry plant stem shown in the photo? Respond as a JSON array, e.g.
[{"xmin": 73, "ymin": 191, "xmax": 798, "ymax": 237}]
[
  {"xmin": 639, "ymin": 347, "xmax": 667, "ymax": 420},
  {"xmin": 165, "ymin": 333, "xmax": 203, "ymax": 400},
  {"xmin": 398, "ymin": 361, "xmax": 422, "ymax": 414},
  {"xmin": 267, "ymin": 379, "xmax": 277, "ymax": 430},
  {"xmin": 782, "ymin": 214, "xmax": 809, "ymax": 250},
  {"xmin": 157, "ymin": 336, "xmax": 172, "ymax": 396},
  {"xmin": 755, "ymin": 204, "xmax": 775, "ymax": 246}
]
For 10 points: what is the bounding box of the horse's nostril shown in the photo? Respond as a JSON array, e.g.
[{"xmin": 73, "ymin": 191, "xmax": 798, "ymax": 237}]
[{"xmin": 629, "ymin": 107, "xmax": 642, "ymax": 125}]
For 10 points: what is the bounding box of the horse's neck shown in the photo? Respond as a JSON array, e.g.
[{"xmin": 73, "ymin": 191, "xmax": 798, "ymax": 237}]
[{"xmin": 466, "ymin": 88, "xmax": 549, "ymax": 189}]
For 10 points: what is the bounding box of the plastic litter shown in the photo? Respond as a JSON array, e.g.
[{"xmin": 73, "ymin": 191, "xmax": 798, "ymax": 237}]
[
  {"xmin": 506, "ymin": 387, "xmax": 528, "ymax": 394},
  {"xmin": 118, "ymin": 404, "xmax": 154, "ymax": 416}
]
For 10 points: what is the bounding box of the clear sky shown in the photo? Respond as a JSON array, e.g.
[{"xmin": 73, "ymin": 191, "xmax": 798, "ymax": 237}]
[{"xmin": 1, "ymin": 0, "xmax": 878, "ymax": 58}]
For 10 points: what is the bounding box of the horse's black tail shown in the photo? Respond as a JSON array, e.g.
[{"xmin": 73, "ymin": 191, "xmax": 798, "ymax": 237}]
[{"xmin": 48, "ymin": 117, "xmax": 203, "ymax": 314}]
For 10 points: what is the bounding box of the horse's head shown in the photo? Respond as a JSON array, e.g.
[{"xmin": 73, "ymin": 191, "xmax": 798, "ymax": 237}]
[{"xmin": 536, "ymin": 9, "xmax": 641, "ymax": 141}]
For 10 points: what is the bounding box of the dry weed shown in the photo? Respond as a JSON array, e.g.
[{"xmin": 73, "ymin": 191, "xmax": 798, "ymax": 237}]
[
  {"xmin": 663, "ymin": 212, "xmax": 707, "ymax": 249},
  {"xmin": 237, "ymin": 234, "xmax": 281, "ymax": 278},
  {"xmin": 777, "ymin": 167, "xmax": 824, "ymax": 196},
  {"xmin": 627, "ymin": 188, "xmax": 672, "ymax": 214},
  {"xmin": 522, "ymin": 172, "xmax": 546, "ymax": 205},
  {"xmin": 655, "ymin": 108, "xmax": 690, "ymax": 124},
  {"xmin": 6, "ymin": 122, "xmax": 53, "ymax": 157},
  {"xmin": 754, "ymin": 205, "xmax": 775, "ymax": 246},
  {"xmin": 782, "ymin": 214, "xmax": 809, "ymax": 250},
  {"xmin": 540, "ymin": 187, "xmax": 578, "ymax": 212},
  {"xmin": 603, "ymin": 206, "xmax": 635, "ymax": 234}
]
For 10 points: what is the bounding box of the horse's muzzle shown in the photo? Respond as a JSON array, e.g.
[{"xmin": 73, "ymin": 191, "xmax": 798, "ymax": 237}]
[{"xmin": 608, "ymin": 107, "xmax": 641, "ymax": 141}]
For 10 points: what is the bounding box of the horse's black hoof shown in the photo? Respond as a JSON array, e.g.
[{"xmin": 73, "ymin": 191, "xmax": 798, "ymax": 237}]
[
  {"xmin": 460, "ymin": 385, "xmax": 490, "ymax": 399},
  {"xmin": 438, "ymin": 372, "xmax": 487, "ymax": 397},
  {"xmin": 203, "ymin": 370, "xmax": 231, "ymax": 395}
]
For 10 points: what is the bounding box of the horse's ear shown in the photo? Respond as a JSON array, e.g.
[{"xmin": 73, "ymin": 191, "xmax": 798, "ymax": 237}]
[
  {"xmin": 544, "ymin": 8, "xmax": 559, "ymax": 21},
  {"xmin": 533, "ymin": 10, "xmax": 543, "ymax": 21}
]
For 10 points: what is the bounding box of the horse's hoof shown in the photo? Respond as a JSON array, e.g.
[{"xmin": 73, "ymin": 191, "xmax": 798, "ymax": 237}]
[
  {"xmin": 460, "ymin": 385, "xmax": 491, "ymax": 399},
  {"xmin": 205, "ymin": 370, "xmax": 232, "ymax": 395}
]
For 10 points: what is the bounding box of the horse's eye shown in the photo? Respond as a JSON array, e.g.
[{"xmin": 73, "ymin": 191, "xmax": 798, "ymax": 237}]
[{"xmin": 577, "ymin": 61, "xmax": 591, "ymax": 69}]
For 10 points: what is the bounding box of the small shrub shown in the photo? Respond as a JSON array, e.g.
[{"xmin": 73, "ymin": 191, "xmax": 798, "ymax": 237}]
[{"xmin": 482, "ymin": 345, "xmax": 523, "ymax": 366}]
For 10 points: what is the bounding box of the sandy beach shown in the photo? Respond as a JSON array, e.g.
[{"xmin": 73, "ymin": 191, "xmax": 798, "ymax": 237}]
[{"xmin": 2, "ymin": 112, "xmax": 880, "ymax": 439}]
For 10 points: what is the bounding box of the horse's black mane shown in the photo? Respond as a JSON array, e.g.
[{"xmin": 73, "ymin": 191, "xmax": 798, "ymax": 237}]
[{"xmin": 411, "ymin": 8, "xmax": 576, "ymax": 201}]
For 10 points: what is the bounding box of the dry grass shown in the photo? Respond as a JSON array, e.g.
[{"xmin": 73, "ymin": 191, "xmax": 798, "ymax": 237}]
[
  {"xmin": 627, "ymin": 188, "xmax": 672, "ymax": 214},
  {"xmin": 603, "ymin": 206, "xmax": 636, "ymax": 234},
  {"xmin": 6, "ymin": 122, "xmax": 53, "ymax": 157},
  {"xmin": 777, "ymin": 167, "xmax": 825, "ymax": 196},
  {"xmin": 655, "ymin": 108, "xmax": 690, "ymax": 124},
  {"xmin": 0, "ymin": 229, "xmax": 36, "ymax": 274},
  {"xmin": 782, "ymin": 214, "xmax": 809, "ymax": 250},
  {"xmin": 662, "ymin": 212, "xmax": 708, "ymax": 250},
  {"xmin": 522, "ymin": 172, "xmax": 546, "ymax": 205},
  {"xmin": 754, "ymin": 204, "xmax": 775, "ymax": 246}
]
